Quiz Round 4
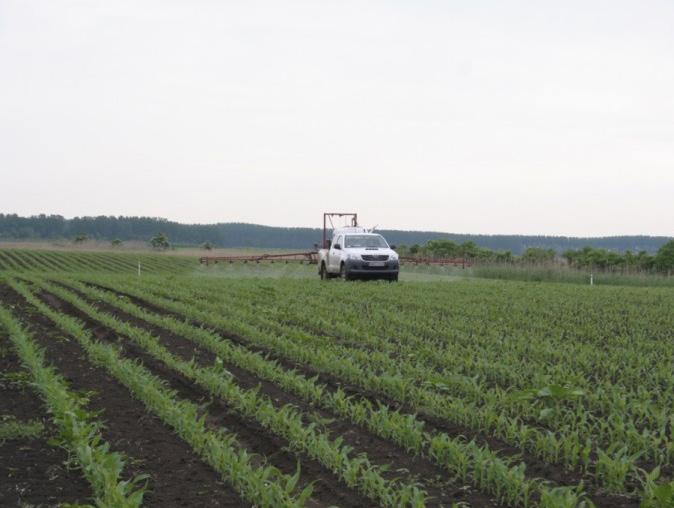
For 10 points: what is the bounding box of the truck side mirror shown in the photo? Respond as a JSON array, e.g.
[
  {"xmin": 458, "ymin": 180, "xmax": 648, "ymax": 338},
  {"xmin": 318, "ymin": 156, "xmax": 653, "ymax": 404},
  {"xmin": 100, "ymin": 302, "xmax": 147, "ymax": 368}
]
[
  {"xmin": 334, "ymin": 244, "xmax": 341, "ymax": 250},
  {"xmin": 390, "ymin": 245, "xmax": 397, "ymax": 250}
]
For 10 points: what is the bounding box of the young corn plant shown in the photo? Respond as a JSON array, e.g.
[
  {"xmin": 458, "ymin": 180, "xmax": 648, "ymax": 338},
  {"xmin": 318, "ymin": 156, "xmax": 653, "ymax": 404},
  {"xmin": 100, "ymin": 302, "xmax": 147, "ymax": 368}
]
[
  {"xmin": 67, "ymin": 274, "xmax": 595, "ymax": 507},
  {"xmin": 31, "ymin": 277, "xmax": 429, "ymax": 508},
  {"xmin": 0, "ymin": 304, "xmax": 147, "ymax": 508},
  {"xmin": 9, "ymin": 279, "xmax": 308, "ymax": 508},
  {"xmin": 638, "ymin": 467, "xmax": 674, "ymax": 508}
]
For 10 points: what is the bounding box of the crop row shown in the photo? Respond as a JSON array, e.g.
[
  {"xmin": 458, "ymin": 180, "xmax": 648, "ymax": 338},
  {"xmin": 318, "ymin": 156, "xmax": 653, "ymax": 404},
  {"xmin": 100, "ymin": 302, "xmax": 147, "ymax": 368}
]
[
  {"xmin": 52, "ymin": 275, "xmax": 592, "ymax": 507},
  {"xmin": 191, "ymin": 278, "xmax": 674, "ymax": 467},
  {"xmin": 81, "ymin": 273, "xmax": 674, "ymax": 501},
  {"xmin": 7, "ymin": 277, "xmax": 311, "ymax": 507},
  {"xmin": 109, "ymin": 276, "xmax": 611, "ymax": 481},
  {"xmin": 152, "ymin": 277, "xmax": 674, "ymax": 471},
  {"xmin": 0, "ymin": 249, "xmax": 193, "ymax": 274},
  {"xmin": 68, "ymin": 274, "xmax": 613, "ymax": 506},
  {"xmin": 0, "ymin": 297, "xmax": 146, "ymax": 507},
  {"xmin": 28, "ymin": 277, "xmax": 430, "ymax": 507}
]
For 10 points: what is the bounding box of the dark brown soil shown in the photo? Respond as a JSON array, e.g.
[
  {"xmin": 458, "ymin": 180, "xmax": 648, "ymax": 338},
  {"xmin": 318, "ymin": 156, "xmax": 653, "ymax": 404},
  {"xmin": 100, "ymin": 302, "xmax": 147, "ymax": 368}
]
[
  {"xmin": 63, "ymin": 282, "xmax": 501, "ymax": 508},
  {"xmin": 31, "ymin": 286, "xmax": 372, "ymax": 508},
  {"xmin": 0, "ymin": 283, "xmax": 249, "ymax": 508},
  {"xmin": 83, "ymin": 281, "xmax": 640, "ymax": 508},
  {"xmin": 0, "ymin": 332, "xmax": 92, "ymax": 508}
]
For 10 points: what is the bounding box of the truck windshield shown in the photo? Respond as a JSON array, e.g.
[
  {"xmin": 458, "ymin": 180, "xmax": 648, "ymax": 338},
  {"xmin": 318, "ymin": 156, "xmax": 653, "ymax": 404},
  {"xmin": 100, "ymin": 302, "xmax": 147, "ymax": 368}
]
[{"xmin": 344, "ymin": 235, "xmax": 388, "ymax": 248}]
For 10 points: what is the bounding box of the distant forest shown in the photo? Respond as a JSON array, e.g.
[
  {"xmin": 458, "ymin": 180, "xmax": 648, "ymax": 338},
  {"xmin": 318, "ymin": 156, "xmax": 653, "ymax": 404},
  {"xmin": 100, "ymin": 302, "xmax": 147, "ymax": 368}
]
[{"xmin": 0, "ymin": 214, "xmax": 670, "ymax": 255}]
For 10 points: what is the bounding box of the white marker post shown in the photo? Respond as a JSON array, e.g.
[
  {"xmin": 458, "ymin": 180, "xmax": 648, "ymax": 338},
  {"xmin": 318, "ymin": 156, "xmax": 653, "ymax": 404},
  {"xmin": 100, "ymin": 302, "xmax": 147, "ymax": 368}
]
[
  {"xmin": 590, "ymin": 272, "xmax": 593, "ymax": 286},
  {"xmin": 138, "ymin": 261, "xmax": 141, "ymax": 277}
]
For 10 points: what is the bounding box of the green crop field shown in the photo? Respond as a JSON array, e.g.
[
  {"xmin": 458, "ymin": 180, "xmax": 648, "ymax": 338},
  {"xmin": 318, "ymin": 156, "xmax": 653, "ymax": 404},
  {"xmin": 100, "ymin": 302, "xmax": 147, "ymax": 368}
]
[{"xmin": 1, "ymin": 248, "xmax": 673, "ymax": 507}]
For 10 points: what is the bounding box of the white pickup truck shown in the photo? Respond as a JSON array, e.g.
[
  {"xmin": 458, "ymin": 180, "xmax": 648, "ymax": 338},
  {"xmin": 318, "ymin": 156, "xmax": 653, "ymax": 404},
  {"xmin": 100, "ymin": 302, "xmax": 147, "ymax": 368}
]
[{"xmin": 317, "ymin": 226, "xmax": 399, "ymax": 281}]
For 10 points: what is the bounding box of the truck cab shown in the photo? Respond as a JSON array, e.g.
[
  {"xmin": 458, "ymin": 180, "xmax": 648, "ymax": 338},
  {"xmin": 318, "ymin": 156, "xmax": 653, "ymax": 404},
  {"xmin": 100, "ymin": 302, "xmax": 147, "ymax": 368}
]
[{"xmin": 318, "ymin": 226, "xmax": 399, "ymax": 281}]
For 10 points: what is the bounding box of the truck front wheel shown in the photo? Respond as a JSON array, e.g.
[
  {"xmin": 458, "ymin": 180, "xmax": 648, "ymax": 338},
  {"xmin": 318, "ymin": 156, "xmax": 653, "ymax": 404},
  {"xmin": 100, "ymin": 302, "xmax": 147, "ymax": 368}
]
[{"xmin": 340, "ymin": 263, "xmax": 350, "ymax": 281}]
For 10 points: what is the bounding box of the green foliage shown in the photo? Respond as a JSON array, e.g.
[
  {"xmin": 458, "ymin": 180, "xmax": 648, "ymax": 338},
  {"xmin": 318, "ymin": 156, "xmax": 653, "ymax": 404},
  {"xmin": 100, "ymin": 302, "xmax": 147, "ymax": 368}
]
[
  {"xmin": 98, "ymin": 272, "xmax": 674, "ymax": 500},
  {"xmin": 0, "ymin": 248, "xmax": 194, "ymax": 275},
  {"xmin": 539, "ymin": 485, "xmax": 594, "ymax": 508},
  {"xmin": 201, "ymin": 241, "xmax": 214, "ymax": 250},
  {"xmin": 564, "ymin": 246, "xmax": 658, "ymax": 273},
  {"xmin": 111, "ymin": 238, "xmax": 123, "ymax": 247},
  {"xmin": 1, "ymin": 212, "xmax": 670, "ymax": 254},
  {"xmin": 655, "ymin": 240, "xmax": 674, "ymax": 274},
  {"xmin": 149, "ymin": 232, "xmax": 170, "ymax": 250},
  {"xmin": 521, "ymin": 247, "xmax": 556, "ymax": 263},
  {"xmin": 399, "ymin": 239, "xmax": 513, "ymax": 263},
  {"xmin": 0, "ymin": 416, "xmax": 43, "ymax": 441},
  {"xmin": 639, "ymin": 466, "xmax": 674, "ymax": 507},
  {"xmin": 31, "ymin": 278, "xmax": 428, "ymax": 507},
  {"xmin": 0, "ymin": 303, "xmax": 147, "ymax": 507},
  {"xmin": 73, "ymin": 234, "xmax": 88, "ymax": 243},
  {"xmin": 10, "ymin": 278, "xmax": 315, "ymax": 508},
  {"xmin": 7, "ymin": 263, "xmax": 674, "ymax": 506},
  {"xmin": 512, "ymin": 385, "xmax": 585, "ymax": 422},
  {"xmin": 472, "ymin": 264, "xmax": 674, "ymax": 287}
]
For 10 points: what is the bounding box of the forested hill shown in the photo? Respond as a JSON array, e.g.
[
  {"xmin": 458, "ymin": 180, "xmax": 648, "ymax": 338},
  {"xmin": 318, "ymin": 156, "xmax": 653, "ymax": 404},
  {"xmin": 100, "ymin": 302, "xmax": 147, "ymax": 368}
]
[{"xmin": 0, "ymin": 214, "xmax": 670, "ymax": 255}]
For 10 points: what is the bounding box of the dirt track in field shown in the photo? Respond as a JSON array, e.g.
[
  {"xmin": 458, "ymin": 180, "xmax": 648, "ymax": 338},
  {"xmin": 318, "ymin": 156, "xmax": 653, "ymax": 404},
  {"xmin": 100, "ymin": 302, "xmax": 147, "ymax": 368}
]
[{"xmin": 83, "ymin": 281, "xmax": 640, "ymax": 508}]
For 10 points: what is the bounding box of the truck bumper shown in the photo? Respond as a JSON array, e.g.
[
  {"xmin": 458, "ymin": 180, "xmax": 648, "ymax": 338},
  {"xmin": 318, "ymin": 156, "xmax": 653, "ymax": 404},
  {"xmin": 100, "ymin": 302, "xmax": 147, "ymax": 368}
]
[{"xmin": 345, "ymin": 259, "xmax": 399, "ymax": 279}]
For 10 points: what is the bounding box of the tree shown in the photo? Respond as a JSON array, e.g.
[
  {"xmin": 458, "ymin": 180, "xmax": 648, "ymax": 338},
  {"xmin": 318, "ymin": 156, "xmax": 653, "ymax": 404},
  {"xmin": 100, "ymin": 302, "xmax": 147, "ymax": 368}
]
[
  {"xmin": 655, "ymin": 240, "xmax": 674, "ymax": 274},
  {"xmin": 111, "ymin": 238, "xmax": 123, "ymax": 247},
  {"xmin": 73, "ymin": 234, "xmax": 88, "ymax": 244},
  {"xmin": 150, "ymin": 232, "xmax": 170, "ymax": 250},
  {"xmin": 521, "ymin": 247, "xmax": 555, "ymax": 264},
  {"xmin": 201, "ymin": 241, "xmax": 213, "ymax": 250},
  {"xmin": 494, "ymin": 250, "xmax": 513, "ymax": 263},
  {"xmin": 425, "ymin": 239, "xmax": 460, "ymax": 258},
  {"xmin": 459, "ymin": 241, "xmax": 479, "ymax": 259}
]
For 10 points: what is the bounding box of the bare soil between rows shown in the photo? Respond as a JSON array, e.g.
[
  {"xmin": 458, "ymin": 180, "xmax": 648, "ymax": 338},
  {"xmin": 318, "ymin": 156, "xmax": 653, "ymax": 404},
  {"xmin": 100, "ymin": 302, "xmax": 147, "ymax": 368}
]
[
  {"xmin": 62, "ymin": 281, "xmax": 500, "ymax": 508},
  {"xmin": 33, "ymin": 285, "xmax": 373, "ymax": 508},
  {"xmin": 1, "ymin": 283, "xmax": 249, "ymax": 508},
  {"xmin": 84, "ymin": 280, "xmax": 641, "ymax": 508},
  {"xmin": 0, "ymin": 329, "xmax": 92, "ymax": 507}
]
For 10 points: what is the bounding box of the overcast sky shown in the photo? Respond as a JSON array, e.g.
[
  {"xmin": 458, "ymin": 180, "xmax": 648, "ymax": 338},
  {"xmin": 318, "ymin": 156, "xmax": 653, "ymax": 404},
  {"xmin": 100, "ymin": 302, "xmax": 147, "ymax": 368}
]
[{"xmin": 1, "ymin": 1, "xmax": 673, "ymax": 236}]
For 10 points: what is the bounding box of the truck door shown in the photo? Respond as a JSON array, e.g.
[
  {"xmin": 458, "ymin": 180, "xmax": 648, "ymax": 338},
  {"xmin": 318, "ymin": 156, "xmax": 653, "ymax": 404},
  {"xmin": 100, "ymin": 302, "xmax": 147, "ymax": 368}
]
[{"xmin": 329, "ymin": 235, "xmax": 342, "ymax": 271}]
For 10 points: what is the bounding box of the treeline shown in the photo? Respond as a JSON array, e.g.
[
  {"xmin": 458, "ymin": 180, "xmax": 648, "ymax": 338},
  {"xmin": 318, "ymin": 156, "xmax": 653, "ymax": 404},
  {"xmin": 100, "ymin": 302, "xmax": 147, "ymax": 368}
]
[
  {"xmin": 398, "ymin": 240, "xmax": 557, "ymax": 263},
  {"xmin": 563, "ymin": 245, "xmax": 674, "ymax": 273},
  {"xmin": 397, "ymin": 240, "xmax": 514, "ymax": 262},
  {"xmin": 0, "ymin": 214, "xmax": 671, "ymax": 255},
  {"xmin": 398, "ymin": 239, "xmax": 674, "ymax": 274}
]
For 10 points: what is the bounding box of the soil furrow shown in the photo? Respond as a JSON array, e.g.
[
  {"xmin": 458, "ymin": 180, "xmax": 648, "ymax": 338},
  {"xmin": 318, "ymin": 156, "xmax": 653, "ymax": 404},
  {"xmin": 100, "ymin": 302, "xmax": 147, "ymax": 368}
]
[
  {"xmin": 0, "ymin": 326, "xmax": 92, "ymax": 507},
  {"xmin": 68, "ymin": 283, "xmax": 500, "ymax": 508},
  {"xmin": 1, "ymin": 284, "xmax": 248, "ymax": 508},
  {"xmin": 36, "ymin": 286, "xmax": 371, "ymax": 508},
  {"xmin": 85, "ymin": 281, "xmax": 639, "ymax": 508}
]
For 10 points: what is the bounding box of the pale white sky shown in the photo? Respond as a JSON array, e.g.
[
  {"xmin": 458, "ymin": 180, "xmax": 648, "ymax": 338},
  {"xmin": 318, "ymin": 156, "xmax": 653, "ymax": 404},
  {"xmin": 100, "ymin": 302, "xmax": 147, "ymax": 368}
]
[{"xmin": 1, "ymin": 0, "xmax": 673, "ymax": 236}]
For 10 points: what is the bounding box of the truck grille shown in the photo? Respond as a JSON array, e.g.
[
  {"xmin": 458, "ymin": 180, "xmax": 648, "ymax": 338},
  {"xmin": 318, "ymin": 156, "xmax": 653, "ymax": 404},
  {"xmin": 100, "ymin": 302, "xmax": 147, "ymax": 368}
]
[{"xmin": 362, "ymin": 254, "xmax": 389, "ymax": 261}]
